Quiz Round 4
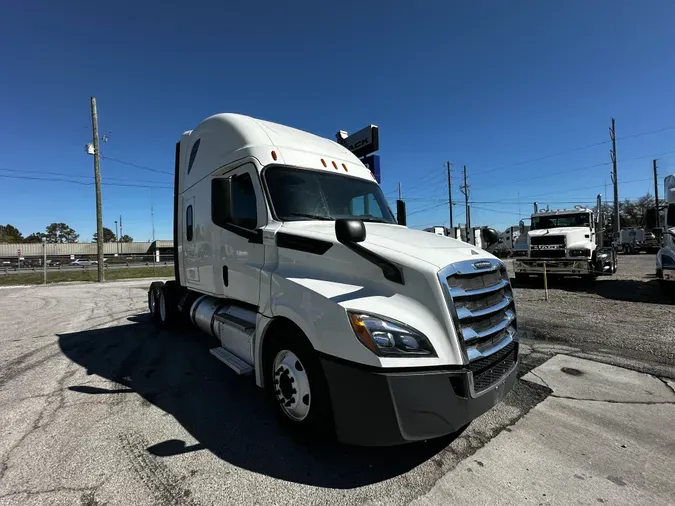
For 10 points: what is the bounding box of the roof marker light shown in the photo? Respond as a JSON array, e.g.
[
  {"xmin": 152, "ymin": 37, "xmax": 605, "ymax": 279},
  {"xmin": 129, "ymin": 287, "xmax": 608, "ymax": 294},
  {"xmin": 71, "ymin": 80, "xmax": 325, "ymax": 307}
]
[
  {"xmin": 342, "ymin": 163, "xmax": 348, "ymax": 172},
  {"xmin": 271, "ymin": 150, "xmax": 278, "ymax": 161},
  {"xmin": 321, "ymin": 158, "xmax": 327, "ymax": 167},
  {"xmin": 332, "ymin": 161, "xmax": 338, "ymax": 169}
]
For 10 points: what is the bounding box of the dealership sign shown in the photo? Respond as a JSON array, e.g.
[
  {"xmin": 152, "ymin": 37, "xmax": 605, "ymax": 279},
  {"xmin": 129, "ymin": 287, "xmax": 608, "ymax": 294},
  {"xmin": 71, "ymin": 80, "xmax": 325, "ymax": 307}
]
[{"xmin": 337, "ymin": 125, "xmax": 379, "ymax": 159}]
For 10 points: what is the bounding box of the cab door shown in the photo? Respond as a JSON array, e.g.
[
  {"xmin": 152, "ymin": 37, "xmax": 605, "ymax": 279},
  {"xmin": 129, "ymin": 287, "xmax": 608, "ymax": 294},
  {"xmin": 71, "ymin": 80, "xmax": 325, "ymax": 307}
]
[{"xmin": 211, "ymin": 162, "xmax": 267, "ymax": 306}]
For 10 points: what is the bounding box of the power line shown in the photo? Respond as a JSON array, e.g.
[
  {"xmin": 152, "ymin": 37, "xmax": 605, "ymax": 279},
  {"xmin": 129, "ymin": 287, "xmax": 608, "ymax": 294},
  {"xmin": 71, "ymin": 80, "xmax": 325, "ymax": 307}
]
[
  {"xmin": 457, "ymin": 124, "xmax": 675, "ymax": 179},
  {"xmin": 102, "ymin": 156, "xmax": 173, "ymax": 175},
  {"xmin": 0, "ymin": 167, "xmax": 173, "ymax": 185},
  {"xmin": 0, "ymin": 173, "xmax": 173, "ymax": 189},
  {"xmin": 478, "ymin": 177, "xmax": 654, "ymax": 203}
]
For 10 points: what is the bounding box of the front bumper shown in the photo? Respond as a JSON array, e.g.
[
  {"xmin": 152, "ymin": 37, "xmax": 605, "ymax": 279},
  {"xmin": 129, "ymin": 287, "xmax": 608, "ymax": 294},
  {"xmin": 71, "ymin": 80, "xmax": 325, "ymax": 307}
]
[
  {"xmin": 514, "ymin": 259, "xmax": 592, "ymax": 275},
  {"xmin": 320, "ymin": 342, "xmax": 519, "ymax": 446}
]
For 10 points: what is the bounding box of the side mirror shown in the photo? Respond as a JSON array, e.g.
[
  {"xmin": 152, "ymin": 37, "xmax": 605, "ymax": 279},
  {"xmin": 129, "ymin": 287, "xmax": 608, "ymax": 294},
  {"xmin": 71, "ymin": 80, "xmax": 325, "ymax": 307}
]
[
  {"xmin": 669, "ymin": 227, "xmax": 675, "ymax": 239},
  {"xmin": 519, "ymin": 220, "xmax": 525, "ymax": 235},
  {"xmin": 481, "ymin": 227, "xmax": 500, "ymax": 248},
  {"xmin": 336, "ymin": 219, "xmax": 366, "ymax": 244},
  {"xmin": 212, "ymin": 178, "xmax": 234, "ymax": 227}
]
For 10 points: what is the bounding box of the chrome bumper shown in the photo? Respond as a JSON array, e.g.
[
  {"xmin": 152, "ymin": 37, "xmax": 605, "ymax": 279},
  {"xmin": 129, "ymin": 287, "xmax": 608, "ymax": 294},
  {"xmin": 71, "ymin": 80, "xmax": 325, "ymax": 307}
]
[{"xmin": 513, "ymin": 259, "xmax": 592, "ymax": 275}]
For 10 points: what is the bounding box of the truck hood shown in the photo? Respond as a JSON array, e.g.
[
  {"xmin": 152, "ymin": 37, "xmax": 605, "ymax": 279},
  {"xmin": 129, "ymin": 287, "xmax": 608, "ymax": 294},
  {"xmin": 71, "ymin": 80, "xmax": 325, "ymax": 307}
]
[
  {"xmin": 529, "ymin": 227, "xmax": 592, "ymax": 249},
  {"xmin": 279, "ymin": 221, "xmax": 496, "ymax": 269}
]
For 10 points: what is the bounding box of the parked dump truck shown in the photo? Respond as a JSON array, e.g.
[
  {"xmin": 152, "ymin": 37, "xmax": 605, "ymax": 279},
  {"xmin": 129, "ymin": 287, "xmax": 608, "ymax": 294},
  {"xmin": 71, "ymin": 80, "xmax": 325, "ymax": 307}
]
[
  {"xmin": 656, "ymin": 174, "xmax": 675, "ymax": 283},
  {"xmin": 513, "ymin": 198, "xmax": 617, "ymax": 282},
  {"xmin": 147, "ymin": 113, "xmax": 518, "ymax": 446}
]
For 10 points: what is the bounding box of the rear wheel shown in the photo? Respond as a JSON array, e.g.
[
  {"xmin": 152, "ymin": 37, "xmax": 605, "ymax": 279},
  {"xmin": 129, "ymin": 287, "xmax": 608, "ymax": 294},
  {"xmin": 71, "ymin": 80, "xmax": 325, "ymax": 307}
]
[
  {"xmin": 157, "ymin": 284, "xmax": 176, "ymax": 326},
  {"xmin": 148, "ymin": 282, "xmax": 164, "ymax": 322},
  {"xmin": 264, "ymin": 326, "xmax": 334, "ymax": 441}
]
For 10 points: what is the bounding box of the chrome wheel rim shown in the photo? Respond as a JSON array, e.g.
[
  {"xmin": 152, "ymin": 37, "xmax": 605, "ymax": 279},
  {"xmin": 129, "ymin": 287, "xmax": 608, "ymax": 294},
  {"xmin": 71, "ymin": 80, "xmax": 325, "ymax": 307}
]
[
  {"xmin": 159, "ymin": 290, "xmax": 166, "ymax": 322},
  {"xmin": 273, "ymin": 350, "xmax": 311, "ymax": 421},
  {"xmin": 149, "ymin": 290, "xmax": 156, "ymax": 314}
]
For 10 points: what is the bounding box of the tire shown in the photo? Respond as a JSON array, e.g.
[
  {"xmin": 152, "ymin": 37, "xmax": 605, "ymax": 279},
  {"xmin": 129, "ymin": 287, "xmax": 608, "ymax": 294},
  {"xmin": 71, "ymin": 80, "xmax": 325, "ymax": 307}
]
[
  {"xmin": 263, "ymin": 326, "xmax": 335, "ymax": 442},
  {"xmin": 148, "ymin": 282, "xmax": 164, "ymax": 322},
  {"xmin": 157, "ymin": 284, "xmax": 176, "ymax": 326}
]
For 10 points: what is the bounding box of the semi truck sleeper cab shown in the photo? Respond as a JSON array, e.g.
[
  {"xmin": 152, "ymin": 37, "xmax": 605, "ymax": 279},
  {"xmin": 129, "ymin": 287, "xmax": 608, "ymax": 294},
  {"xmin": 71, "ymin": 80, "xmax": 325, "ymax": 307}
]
[{"xmin": 147, "ymin": 113, "xmax": 519, "ymax": 445}]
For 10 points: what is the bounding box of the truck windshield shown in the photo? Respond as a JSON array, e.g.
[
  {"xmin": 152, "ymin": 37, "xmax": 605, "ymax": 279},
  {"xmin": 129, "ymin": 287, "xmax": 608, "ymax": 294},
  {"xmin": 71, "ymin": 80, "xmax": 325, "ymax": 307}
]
[
  {"xmin": 264, "ymin": 166, "xmax": 396, "ymax": 223},
  {"xmin": 531, "ymin": 213, "xmax": 590, "ymax": 230}
]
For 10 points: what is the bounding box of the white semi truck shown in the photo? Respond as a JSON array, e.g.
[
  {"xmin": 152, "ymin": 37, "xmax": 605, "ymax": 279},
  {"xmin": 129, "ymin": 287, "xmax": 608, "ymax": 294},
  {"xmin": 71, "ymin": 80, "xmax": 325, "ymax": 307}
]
[
  {"xmin": 656, "ymin": 174, "xmax": 675, "ymax": 283},
  {"xmin": 513, "ymin": 199, "xmax": 617, "ymax": 282},
  {"xmin": 147, "ymin": 113, "xmax": 518, "ymax": 446}
]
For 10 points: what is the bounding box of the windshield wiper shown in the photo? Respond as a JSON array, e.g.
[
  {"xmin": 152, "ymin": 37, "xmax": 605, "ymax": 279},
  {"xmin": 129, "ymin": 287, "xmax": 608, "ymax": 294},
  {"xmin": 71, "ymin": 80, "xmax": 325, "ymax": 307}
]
[{"xmin": 286, "ymin": 213, "xmax": 334, "ymax": 221}]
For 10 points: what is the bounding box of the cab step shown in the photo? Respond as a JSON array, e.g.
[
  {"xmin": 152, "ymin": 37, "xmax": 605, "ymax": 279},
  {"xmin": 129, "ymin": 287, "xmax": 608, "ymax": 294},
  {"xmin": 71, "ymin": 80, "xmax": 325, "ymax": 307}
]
[{"xmin": 209, "ymin": 347, "xmax": 253, "ymax": 375}]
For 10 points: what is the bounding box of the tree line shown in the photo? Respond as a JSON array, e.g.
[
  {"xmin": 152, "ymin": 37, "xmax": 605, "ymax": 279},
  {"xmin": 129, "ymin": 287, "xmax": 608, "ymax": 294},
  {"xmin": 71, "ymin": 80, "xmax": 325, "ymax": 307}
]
[
  {"xmin": 598, "ymin": 193, "xmax": 666, "ymax": 238},
  {"xmin": 0, "ymin": 223, "xmax": 133, "ymax": 243}
]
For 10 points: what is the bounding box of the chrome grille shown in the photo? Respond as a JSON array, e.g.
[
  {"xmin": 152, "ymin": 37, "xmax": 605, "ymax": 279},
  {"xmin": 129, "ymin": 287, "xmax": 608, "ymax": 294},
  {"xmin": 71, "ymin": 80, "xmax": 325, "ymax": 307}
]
[
  {"xmin": 469, "ymin": 341, "xmax": 518, "ymax": 393},
  {"xmin": 438, "ymin": 258, "xmax": 518, "ymax": 389},
  {"xmin": 530, "ymin": 235, "xmax": 565, "ymax": 246}
]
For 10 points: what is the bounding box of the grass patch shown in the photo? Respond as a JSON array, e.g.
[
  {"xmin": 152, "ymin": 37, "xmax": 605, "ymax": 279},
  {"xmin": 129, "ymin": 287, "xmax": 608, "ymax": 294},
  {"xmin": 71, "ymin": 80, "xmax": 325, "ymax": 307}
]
[{"xmin": 0, "ymin": 266, "xmax": 175, "ymax": 286}]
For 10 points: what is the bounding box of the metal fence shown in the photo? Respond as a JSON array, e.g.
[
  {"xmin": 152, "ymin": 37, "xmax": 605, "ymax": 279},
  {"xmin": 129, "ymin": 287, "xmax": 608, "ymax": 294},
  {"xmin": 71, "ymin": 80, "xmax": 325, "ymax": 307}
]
[{"xmin": 1, "ymin": 253, "xmax": 175, "ymax": 283}]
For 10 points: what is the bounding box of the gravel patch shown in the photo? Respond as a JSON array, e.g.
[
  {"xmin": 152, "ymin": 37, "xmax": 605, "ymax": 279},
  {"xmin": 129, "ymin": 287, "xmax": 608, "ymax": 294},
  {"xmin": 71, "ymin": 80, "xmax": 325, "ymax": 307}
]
[{"xmin": 508, "ymin": 254, "xmax": 675, "ymax": 366}]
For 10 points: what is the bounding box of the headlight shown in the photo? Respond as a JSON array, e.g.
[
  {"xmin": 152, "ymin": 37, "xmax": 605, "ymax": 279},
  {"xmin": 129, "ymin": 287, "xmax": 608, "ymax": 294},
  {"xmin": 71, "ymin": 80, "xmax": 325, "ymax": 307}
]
[
  {"xmin": 569, "ymin": 249, "xmax": 591, "ymax": 257},
  {"xmin": 347, "ymin": 312, "xmax": 437, "ymax": 357}
]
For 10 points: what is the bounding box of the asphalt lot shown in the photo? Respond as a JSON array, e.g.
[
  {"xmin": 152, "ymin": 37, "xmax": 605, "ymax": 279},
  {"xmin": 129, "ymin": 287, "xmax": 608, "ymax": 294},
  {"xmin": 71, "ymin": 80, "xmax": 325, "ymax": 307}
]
[{"xmin": 0, "ymin": 255, "xmax": 674, "ymax": 505}]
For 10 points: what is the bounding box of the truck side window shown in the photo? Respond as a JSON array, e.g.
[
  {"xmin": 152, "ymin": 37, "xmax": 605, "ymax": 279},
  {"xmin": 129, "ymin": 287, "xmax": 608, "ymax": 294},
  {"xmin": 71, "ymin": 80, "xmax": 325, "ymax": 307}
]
[
  {"xmin": 667, "ymin": 204, "xmax": 675, "ymax": 227},
  {"xmin": 231, "ymin": 173, "xmax": 258, "ymax": 229},
  {"xmin": 212, "ymin": 172, "xmax": 258, "ymax": 230},
  {"xmin": 186, "ymin": 205, "xmax": 193, "ymax": 241}
]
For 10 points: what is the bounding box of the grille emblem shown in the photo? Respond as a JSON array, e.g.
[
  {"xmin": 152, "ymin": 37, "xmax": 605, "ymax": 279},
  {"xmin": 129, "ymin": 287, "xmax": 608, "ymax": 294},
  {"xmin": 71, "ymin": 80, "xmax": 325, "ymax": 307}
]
[{"xmin": 472, "ymin": 261, "xmax": 492, "ymax": 270}]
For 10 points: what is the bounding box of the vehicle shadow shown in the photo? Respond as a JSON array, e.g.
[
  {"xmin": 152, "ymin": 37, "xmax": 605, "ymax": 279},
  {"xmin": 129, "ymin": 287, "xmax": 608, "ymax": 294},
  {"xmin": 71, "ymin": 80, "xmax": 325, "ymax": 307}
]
[
  {"xmin": 510, "ymin": 275, "xmax": 675, "ymax": 305},
  {"xmin": 57, "ymin": 315, "xmax": 457, "ymax": 488}
]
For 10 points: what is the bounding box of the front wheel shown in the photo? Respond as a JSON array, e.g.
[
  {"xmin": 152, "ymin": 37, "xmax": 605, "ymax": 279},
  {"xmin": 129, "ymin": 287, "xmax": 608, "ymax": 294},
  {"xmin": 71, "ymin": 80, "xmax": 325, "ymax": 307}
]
[{"xmin": 264, "ymin": 328, "xmax": 334, "ymax": 441}]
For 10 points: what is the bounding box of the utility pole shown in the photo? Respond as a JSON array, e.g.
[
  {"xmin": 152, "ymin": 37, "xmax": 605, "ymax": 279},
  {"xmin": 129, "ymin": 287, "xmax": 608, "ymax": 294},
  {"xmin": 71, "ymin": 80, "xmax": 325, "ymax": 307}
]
[
  {"xmin": 460, "ymin": 165, "xmax": 470, "ymax": 242},
  {"xmin": 42, "ymin": 238, "xmax": 47, "ymax": 284},
  {"xmin": 114, "ymin": 220, "xmax": 119, "ymax": 254},
  {"xmin": 151, "ymin": 202, "xmax": 156, "ymax": 242},
  {"xmin": 610, "ymin": 118, "xmax": 620, "ymax": 238},
  {"xmin": 119, "ymin": 215, "xmax": 123, "ymax": 255},
  {"xmin": 90, "ymin": 97, "xmax": 104, "ymax": 282},
  {"xmin": 653, "ymin": 159, "xmax": 660, "ymax": 228},
  {"xmin": 446, "ymin": 162, "xmax": 453, "ymax": 229}
]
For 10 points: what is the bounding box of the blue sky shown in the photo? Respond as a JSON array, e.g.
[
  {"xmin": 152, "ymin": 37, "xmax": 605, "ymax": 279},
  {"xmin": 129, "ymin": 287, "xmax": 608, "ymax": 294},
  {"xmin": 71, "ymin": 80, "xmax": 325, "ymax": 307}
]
[{"xmin": 2, "ymin": 0, "xmax": 675, "ymax": 241}]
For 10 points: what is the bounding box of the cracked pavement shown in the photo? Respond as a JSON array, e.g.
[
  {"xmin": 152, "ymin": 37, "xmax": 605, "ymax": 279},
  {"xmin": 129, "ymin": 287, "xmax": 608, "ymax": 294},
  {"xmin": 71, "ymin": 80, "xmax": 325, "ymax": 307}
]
[{"xmin": 0, "ymin": 271, "xmax": 674, "ymax": 505}]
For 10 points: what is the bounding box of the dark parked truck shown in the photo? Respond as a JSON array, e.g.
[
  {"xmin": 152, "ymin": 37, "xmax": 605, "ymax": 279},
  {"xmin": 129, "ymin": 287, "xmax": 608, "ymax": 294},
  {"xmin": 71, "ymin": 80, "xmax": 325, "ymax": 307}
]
[{"xmin": 147, "ymin": 113, "xmax": 519, "ymax": 445}]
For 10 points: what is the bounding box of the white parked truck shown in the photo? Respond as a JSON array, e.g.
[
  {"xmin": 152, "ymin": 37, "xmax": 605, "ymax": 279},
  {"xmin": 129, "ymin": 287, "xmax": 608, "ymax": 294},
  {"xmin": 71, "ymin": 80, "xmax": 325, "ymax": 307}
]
[
  {"xmin": 147, "ymin": 113, "xmax": 518, "ymax": 446},
  {"xmin": 656, "ymin": 174, "xmax": 675, "ymax": 283},
  {"xmin": 619, "ymin": 228, "xmax": 660, "ymax": 254},
  {"xmin": 513, "ymin": 199, "xmax": 617, "ymax": 282}
]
